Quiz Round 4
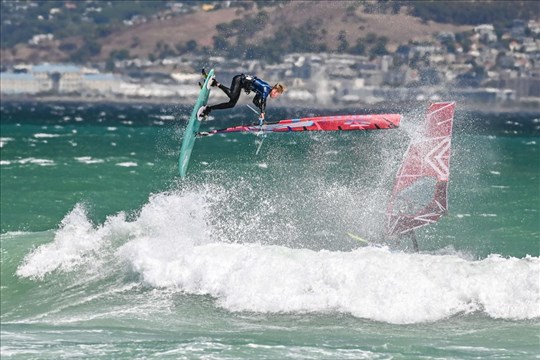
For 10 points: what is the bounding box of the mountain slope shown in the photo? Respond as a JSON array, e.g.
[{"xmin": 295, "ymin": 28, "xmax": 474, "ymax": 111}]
[{"xmin": 0, "ymin": 1, "xmax": 485, "ymax": 65}]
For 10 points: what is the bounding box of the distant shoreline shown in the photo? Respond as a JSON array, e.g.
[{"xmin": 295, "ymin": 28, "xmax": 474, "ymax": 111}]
[{"xmin": 1, "ymin": 95, "xmax": 539, "ymax": 115}]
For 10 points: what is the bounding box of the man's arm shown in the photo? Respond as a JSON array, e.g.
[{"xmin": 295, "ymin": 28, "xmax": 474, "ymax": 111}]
[
  {"xmin": 252, "ymin": 81, "xmax": 271, "ymax": 117},
  {"xmin": 253, "ymin": 95, "xmax": 266, "ymax": 115}
]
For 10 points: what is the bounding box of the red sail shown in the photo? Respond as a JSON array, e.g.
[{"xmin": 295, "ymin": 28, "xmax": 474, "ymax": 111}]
[
  {"xmin": 386, "ymin": 102, "xmax": 455, "ymax": 236},
  {"xmin": 207, "ymin": 114, "xmax": 401, "ymax": 134}
]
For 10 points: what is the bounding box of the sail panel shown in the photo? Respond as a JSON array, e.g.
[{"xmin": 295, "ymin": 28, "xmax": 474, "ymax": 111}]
[
  {"xmin": 386, "ymin": 102, "xmax": 455, "ymax": 236},
  {"xmin": 209, "ymin": 114, "xmax": 401, "ymax": 134}
]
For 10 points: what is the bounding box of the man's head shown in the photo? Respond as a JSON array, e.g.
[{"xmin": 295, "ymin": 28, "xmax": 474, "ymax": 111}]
[{"xmin": 270, "ymin": 83, "xmax": 286, "ymax": 98}]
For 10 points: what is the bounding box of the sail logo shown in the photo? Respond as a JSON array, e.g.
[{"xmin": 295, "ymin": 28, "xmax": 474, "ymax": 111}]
[
  {"xmin": 424, "ymin": 137, "xmax": 451, "ymax": 181},
  {"xmin": 344, "ymin": 120, "xmax": 371, "ymax": 128}
]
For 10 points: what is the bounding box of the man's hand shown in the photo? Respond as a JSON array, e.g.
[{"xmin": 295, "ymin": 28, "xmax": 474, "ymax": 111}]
[{"xmin": 260, "ymin": 112, "xmax": 265, "ymax": 120}]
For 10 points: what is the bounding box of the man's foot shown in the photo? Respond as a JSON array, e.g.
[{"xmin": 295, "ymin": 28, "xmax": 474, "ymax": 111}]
[
  {"xmin": 202, "ymin": 106, "xmax": 211, "ymax": 117},
  {"xmin": 197, "ymin": 106, "xmax": 211, "ymax": 120},
  {"xmin": 202, "ymin": 69, "xmax": 218, "ymax": 87},
  {"xmin": 197, "ymin": 106, "xmax": 207, "ymax": 120}
]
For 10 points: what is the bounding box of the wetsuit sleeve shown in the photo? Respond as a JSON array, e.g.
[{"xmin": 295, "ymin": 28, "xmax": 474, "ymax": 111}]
[
  {"xmin": 254, "ymin": 83, "xmax": 271, "ymax": 113},
  {"xmin": 252, "ymin": 95, "xmax": 266, "ymax": 113}
]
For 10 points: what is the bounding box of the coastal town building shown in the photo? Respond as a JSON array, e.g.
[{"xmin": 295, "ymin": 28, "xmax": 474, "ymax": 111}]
[
  {"xmin": 0, "ymin": 73, "xmax": 40, "ymax": 94},
  {"xmin": 1, "ymin": 64, "xmax": 119, "ymax": 96}
]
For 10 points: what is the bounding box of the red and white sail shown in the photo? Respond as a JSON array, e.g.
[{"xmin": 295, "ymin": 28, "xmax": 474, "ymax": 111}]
[
  {"xmin": 386, "ymin": 102, "xmax": 455, "ymax": 236},
  {"xmin": 204, "ymin": 114, "xmax": 401, "ymax": 135}
]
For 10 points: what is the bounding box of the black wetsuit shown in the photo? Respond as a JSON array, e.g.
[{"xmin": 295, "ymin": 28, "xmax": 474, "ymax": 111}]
[{"xmin": 208, "ymin": 74, "xmax": 272, "ymax": 114}]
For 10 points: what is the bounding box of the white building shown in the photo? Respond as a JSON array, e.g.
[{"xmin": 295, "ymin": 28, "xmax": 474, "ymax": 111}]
[
  {"xmin": 1, "ymin": 63, "xmax": 119, "ymax": 95},
  {"xmin": 82, "ymin": 73, "xmax": 118, "ymax": 94},
  {"xmin": 474, "ymin": 24, "xmax": 498, "ymax": 43},
  {"xmin": 0, "ymin": 73, "xmax": 39, "ymax": 94},
  {"xmin": 32, "ymin": 63, "xmax": 83, "ymax": 93}
]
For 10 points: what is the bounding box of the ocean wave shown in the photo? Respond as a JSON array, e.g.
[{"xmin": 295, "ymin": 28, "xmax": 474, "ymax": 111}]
[
  {"xmin": 15, "ymin": 189, "xmax": 540, "ymax": 325},
  {"xmin": 16, "ymin": 205, "xmax": 104, "ymax": 279},
  {"xmin": 121, "ymin": 241, "xmax": 539, "ymax": 324},
  {"xmin": 16, "ymin": 190, "xmax": 213, "ymax": 281}
]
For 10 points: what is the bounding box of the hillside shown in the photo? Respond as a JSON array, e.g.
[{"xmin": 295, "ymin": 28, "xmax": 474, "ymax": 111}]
[
  {"xmin": 101, "ymin": 2, "xmax": 473, "ymax": 57},
  {"xmin": 1, "ymin": 0, "xmax": 535, "ymax": 66}
]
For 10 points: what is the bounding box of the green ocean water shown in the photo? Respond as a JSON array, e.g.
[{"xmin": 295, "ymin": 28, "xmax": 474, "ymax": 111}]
[{"xmin": 1, "ymin": 101, "xmax": 539, "ymax": 359}]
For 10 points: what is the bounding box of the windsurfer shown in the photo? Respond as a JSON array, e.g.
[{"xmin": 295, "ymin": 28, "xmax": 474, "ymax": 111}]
[{"xmin": 200, "ymin": 69, "xmax": 285, "ymax": 120}]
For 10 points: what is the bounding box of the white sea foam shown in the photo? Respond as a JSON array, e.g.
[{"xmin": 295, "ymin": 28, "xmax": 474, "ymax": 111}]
[
  {"xmin": 17, "ymin": 205, "xmax": 102, "ymax": 279},
  {"xmin": 122, "ymin": 241, "xmax": 539, "ymax": 324},
  {"xmin": 74, "ymin": 156, "xmax": 105, "ymax": 164},
  {"xmin": 17, "ymin": 191, "xmax": 212, "ymax": 281},
  {"xmin": 16, "ymin": 190, "xmax": 540, "ymax": 324},
  {"xmin": 17, "ymin": 158, "xmax": 55, "ymax": 166},
  {"xmin": 155, "ymin": 115, "xmax": 175, "ymax": 121},
  {"xmin": 116, "ymin": 162, "xmax": 138, "ymax": 167},
  {"xmin": 0, "ymin": 137, "xmax": 14, "ymax": 148},
  {"xmin": 33, "ymin": 133, "xmax": 61, "ymax": 138}
]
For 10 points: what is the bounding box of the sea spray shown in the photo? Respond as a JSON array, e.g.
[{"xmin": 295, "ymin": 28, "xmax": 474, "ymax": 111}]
[
  {"xmin": 16, "ymin": 187, "xmax": 217, "ymax": 281},
  {"xmin": 16, "ymin": 204, "xmax": 101, "ymax": 279}
]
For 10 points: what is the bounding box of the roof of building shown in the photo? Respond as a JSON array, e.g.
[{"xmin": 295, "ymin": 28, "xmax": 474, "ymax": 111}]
[
  {"xmin": 82, "ymin": 73, "xmax": 116, "ymax": 80},
  {"xmin": 32, "ymin": 63, "xmax": 82, "ymax": 73}
]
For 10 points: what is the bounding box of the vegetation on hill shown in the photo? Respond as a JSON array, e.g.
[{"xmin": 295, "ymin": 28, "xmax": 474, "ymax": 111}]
[
  {"xmin": 406, "ymin": 0, "xmax": 537, "ymax": 27},
  {"xmin": 1, "ymin": 1, "xmax": 169, "ymax": 48}
]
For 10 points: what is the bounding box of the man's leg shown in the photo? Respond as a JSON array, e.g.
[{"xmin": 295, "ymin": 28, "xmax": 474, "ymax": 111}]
[{"xmin": 207, "ymin": 75, "xmax": 243, "ymax": 112}]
